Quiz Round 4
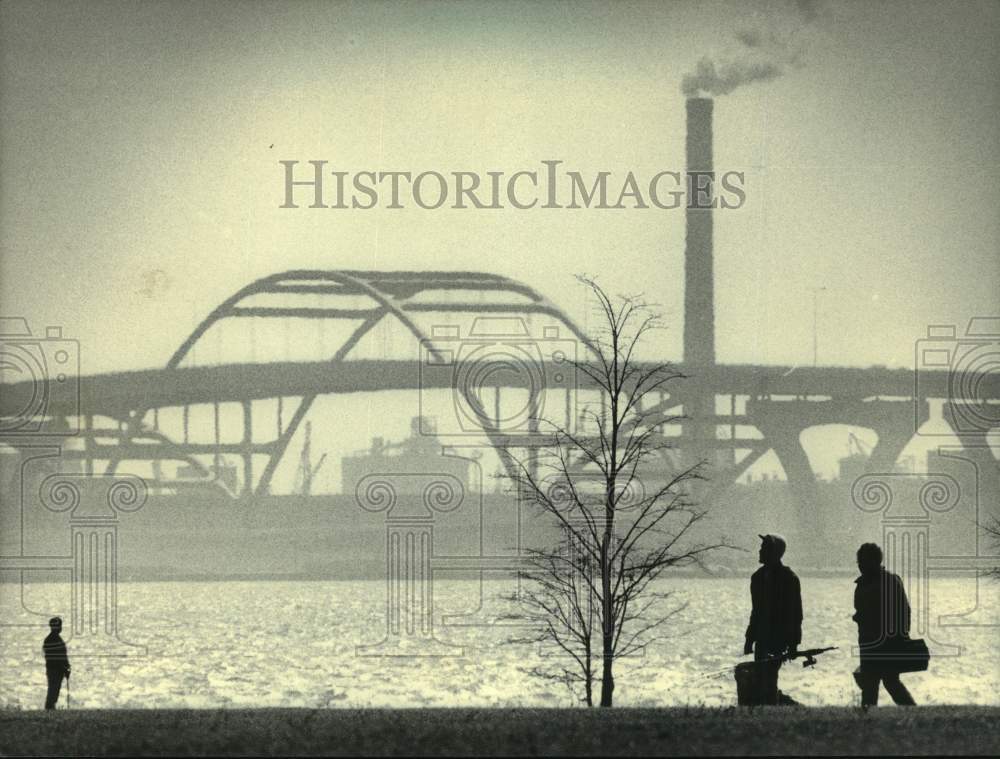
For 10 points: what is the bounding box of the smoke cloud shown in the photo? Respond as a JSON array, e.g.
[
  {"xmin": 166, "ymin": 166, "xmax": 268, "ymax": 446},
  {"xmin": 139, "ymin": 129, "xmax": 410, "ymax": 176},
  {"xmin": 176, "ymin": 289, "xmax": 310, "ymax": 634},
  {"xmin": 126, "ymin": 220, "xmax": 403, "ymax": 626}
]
[
  {"xmin": 681, "ymin": 0, "xmax": 827, "ymax": 97},
  {"xmin": 681, "ymin": 58, "xmax": 782, "ymax": 98}
]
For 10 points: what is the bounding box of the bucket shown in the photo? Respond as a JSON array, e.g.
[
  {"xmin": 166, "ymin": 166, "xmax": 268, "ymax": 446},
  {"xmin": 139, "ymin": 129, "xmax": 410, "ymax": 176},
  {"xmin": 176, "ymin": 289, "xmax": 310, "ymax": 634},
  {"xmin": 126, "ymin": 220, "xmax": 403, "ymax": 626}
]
[{"xmin": 735, "ymin": 661, "xmax": 765, "ymax": 705}]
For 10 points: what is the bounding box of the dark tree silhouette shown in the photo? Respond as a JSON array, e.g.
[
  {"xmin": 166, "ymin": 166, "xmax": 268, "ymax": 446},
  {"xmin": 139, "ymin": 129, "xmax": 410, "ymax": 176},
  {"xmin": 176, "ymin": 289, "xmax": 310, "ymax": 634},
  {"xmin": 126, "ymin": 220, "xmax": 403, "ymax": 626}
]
[
  {"xmin": 504, "ymin": 277, "xmax": 729, "ymax": 707},
  {"xmin": 507, "ymin": 531, "xmax": 600, "ymax": 706}
]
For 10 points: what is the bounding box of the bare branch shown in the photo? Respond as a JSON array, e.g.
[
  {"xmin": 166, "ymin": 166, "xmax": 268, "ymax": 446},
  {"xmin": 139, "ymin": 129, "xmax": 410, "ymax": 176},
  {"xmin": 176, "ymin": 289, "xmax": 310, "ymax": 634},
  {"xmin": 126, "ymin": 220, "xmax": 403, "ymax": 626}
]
[{"xmin": 503, "ymin": 276, "xmax": 730, "ymax": 707}]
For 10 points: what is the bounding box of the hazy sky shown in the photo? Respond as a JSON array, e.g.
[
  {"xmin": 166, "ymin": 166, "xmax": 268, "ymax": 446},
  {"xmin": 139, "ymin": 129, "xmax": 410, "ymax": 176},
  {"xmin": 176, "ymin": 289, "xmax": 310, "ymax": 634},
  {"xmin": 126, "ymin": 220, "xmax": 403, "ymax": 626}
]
[{"xmin": 1, "ymin": 0, "xmax": 997, "ymax": 379}]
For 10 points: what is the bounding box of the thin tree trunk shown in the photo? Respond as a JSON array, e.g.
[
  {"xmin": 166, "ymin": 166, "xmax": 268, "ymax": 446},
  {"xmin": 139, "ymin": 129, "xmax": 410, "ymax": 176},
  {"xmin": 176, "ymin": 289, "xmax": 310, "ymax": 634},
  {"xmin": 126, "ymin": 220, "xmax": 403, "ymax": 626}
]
[
  {"xmin": 600, "ymin": 639, "xmax": 615, "ymax": 707},
  {"xmin": 600, "ymin": 525, "xmax": 615, "ymax": 707}
]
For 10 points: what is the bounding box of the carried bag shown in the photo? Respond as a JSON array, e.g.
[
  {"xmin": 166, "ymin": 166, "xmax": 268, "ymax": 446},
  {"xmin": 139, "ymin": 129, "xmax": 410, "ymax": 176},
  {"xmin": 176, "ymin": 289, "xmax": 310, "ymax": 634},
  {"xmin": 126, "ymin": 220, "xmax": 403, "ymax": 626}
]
[{"xmin": 861, "ymin": 636, "xmax": 930, "ymax": 673}]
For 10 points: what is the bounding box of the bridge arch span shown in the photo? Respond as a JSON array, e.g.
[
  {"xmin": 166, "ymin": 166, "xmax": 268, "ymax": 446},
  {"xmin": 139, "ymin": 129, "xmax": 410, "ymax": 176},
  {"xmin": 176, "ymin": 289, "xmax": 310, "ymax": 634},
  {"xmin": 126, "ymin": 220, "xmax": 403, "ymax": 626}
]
[{"xmin": 123, "ymin": 270, "xmax": 599, "ymax": 494}]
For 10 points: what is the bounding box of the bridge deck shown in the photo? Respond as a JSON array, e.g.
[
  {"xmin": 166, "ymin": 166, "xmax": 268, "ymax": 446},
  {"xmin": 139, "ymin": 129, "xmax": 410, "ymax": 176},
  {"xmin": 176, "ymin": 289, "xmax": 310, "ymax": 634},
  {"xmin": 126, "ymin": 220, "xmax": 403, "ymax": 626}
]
[{"xmin": 1, "ymin": 360, "xmax": 985, "ymax": 421}]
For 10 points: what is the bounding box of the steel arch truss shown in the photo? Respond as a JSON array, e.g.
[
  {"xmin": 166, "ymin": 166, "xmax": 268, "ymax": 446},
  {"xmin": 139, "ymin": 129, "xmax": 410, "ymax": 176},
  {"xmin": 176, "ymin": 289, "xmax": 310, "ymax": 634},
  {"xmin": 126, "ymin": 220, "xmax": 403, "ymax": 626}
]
[{"xmin": 124, "ymin": 270, "xmax": 598, "ymax": 495}]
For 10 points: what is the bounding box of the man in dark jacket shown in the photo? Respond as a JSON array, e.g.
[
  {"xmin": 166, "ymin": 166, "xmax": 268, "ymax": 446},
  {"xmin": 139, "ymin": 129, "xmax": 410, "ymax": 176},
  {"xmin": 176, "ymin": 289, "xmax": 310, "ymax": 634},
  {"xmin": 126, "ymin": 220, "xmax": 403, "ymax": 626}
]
[
  {"xmin": 744, "ymin": 534, "xmax": 803, "ymax": 704},
  {"xmin": 43, "ymin": 617, "xmax": 71, "ymax": 710},
  {"xmin": 853, "ymin": 542, "xmax": 916, "ymax": 707}
]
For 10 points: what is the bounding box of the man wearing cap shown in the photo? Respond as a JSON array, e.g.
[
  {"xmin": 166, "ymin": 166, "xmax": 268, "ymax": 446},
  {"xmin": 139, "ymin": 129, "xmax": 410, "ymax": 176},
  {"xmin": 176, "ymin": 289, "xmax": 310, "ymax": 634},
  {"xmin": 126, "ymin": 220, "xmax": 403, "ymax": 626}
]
[
  {"xmin": 743, "ymin": 534, "xmax": 803, "ymax": 704},
  {"xmin": 43, "ymin": 616, "xmax": 71, "ymax": 710}
]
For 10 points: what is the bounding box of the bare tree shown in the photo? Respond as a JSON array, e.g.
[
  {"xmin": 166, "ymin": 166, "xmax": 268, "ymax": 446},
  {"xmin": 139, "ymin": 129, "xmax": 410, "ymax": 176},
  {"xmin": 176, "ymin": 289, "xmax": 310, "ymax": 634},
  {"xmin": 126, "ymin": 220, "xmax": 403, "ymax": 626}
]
[
  {"xmin": 504, "ymin": 277, "xmax": 728, "ymax": 707},
  {"xmin": 506, "ymin": 531, "xmax": 599, "ymax": 706}
]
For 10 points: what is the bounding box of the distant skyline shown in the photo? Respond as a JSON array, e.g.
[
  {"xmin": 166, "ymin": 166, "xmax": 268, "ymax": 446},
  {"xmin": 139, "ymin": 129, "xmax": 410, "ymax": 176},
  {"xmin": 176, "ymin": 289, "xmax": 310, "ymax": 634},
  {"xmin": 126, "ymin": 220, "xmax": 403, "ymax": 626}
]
[{"xmin": 1, "ymin": 1, "xmax": 997, "ymax": 378}]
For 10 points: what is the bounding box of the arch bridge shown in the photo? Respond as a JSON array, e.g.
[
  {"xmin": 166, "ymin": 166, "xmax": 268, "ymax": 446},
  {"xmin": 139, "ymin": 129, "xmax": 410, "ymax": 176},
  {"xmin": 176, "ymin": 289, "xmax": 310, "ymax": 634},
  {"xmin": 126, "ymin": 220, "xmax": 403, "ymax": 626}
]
[{"xmin": 1, "ymin": 270, "xmax": 997, "ymax": 511}]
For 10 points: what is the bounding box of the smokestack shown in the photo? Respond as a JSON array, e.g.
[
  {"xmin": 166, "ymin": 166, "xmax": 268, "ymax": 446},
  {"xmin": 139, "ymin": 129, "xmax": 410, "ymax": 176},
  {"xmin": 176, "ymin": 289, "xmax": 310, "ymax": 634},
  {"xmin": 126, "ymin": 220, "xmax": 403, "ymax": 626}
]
[{"xmin": 683, "ymin": 97, "xmax": 715, "ymax": 367}]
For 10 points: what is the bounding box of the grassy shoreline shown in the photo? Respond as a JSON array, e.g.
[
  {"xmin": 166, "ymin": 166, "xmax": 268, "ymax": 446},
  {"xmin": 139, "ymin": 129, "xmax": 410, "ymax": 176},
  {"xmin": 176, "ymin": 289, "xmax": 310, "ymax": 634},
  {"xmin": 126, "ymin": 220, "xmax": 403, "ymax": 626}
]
[{"xmin": 2, "ymin": 706, "xmax": 998, "ymax": 756}]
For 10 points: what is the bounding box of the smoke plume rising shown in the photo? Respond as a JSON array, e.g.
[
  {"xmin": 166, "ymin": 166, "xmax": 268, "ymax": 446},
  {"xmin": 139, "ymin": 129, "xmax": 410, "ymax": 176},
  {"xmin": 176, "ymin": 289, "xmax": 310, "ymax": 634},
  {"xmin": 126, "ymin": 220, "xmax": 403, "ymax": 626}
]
[
  {"xmin": 681, "ymin": 0, "xmax": 827, "ymax": 97},
  {"xmin": 681, "ymin": 58, "xmax": 782, "ymax": 98}
]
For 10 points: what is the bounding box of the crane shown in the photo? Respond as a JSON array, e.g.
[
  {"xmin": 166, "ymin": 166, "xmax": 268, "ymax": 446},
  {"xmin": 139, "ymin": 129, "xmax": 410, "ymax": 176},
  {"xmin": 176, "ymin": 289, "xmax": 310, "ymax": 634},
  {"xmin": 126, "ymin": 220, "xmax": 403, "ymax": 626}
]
[{"xmin": 294, "ymin": 421, "xmax": 328, "ymax": 496}]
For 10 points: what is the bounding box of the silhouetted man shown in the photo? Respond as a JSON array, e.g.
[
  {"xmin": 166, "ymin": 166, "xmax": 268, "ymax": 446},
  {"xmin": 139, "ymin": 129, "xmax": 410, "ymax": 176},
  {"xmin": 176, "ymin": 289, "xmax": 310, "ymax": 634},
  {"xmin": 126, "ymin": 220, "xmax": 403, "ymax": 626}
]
[
  {"xmin": 744, "ymin": 534, "xmax": 803, "ymax": 704},
  {"xmin": 43, "ymin": 616, "xmax": 70, "ymax": 710},
  {"xmin": 853, "ymin": 542, "xmax": 917, "ymax": 707}
]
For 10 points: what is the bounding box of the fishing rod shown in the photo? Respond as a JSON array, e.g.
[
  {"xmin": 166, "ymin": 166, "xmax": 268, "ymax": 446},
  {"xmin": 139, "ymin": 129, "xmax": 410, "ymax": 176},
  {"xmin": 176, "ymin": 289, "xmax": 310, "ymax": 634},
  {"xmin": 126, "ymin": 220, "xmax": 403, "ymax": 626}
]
[
  {"xmin": 700, "ymin": 646, "xmax": 839, "ymax": 680},
  {"xmin": 760, "ymin": 646, "xmax": 838, "ymax": 668}
]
